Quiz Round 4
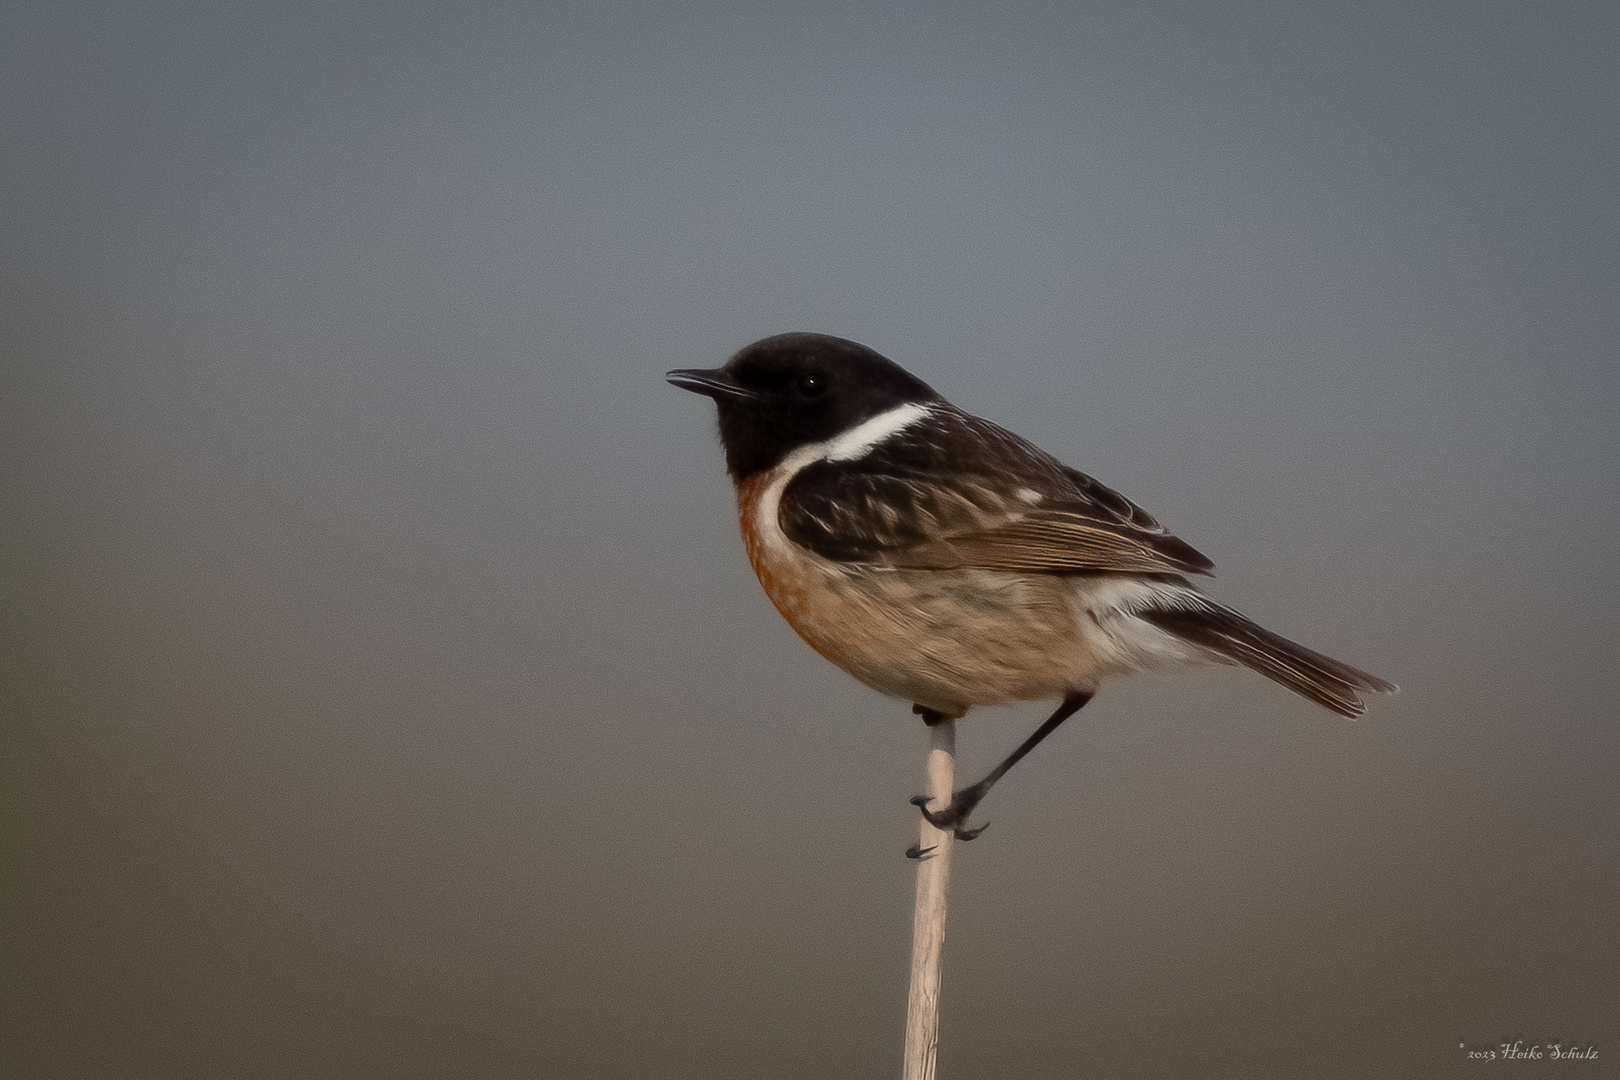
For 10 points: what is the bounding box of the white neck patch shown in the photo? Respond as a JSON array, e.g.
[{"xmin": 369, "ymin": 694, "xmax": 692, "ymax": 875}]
[{"xmin": 777, "ymin": 401, "xmax": 932, "ymax": 476}]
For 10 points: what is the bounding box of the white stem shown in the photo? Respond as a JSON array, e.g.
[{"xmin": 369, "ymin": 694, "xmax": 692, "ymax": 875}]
[{"xmin": 902, "ymin": 719, "xmax": 956, "ymax": 1080}]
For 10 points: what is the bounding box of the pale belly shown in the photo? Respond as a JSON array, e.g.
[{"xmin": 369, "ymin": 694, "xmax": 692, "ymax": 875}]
[{"xmin": 744, "ymin": 526, "xmax": 1114, "ymax": 717}]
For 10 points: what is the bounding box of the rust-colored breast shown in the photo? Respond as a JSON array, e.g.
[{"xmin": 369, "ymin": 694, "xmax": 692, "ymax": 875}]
[{"xmin": 734, "ymin": 472, "xmax": 819, "ymax": 637}]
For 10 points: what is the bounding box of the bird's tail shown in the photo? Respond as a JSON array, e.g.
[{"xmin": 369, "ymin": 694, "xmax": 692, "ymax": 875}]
[{"xmin": 1139, "ymin": 601, "xmax": 1396, "ymax": 718}]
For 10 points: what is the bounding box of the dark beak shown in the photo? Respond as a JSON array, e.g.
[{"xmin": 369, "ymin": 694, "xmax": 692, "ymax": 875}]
[{"xmin": 666, "ymin": 367, "xmax": 759, "ymax": 401}]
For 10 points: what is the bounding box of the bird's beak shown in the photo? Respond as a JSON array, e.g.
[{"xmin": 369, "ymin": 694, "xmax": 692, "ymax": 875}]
[{"xmin": 666, "ymin": 368, "xmax": 759, "ymax": 401}]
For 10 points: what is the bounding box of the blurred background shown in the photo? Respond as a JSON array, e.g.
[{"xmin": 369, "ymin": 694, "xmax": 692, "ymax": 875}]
[{"xmin": 4, "ymin": 2, "xmax": 1616, "ymax": 1077}]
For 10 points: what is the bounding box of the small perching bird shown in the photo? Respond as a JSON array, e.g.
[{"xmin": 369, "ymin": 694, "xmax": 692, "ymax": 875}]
[{"xmin": 669, "ymin": 333, "xmax": 1394, "ymax": 838}]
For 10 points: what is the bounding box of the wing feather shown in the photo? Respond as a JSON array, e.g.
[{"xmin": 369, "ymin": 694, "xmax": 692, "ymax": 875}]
[
  {"xmin": 778, "ymin": 407, "xmax": 1214, "ymax": 576},
  {"xmin": 892, "ymin": 512, "xmax": 1211, "ymax": 575}
]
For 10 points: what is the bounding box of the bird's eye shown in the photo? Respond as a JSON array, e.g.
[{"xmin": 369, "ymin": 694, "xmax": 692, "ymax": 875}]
[{"xmin": 793, "ymin": 372, "xmax": 828, "ymax": 401}]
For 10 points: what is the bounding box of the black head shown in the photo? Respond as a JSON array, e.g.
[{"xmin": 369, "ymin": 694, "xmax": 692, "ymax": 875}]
[{"xmin": 667, "ymin": 333, "xmax": 943, "ymax": 479}]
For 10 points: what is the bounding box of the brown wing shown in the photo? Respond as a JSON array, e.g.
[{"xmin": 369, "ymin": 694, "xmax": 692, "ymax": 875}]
[
  {"xmin": 778, "ymin": 407, "xmax": 1214, "ymax": 577},
  {"xmin": 889, "ymin": 508, "xmax": 1212, "ymax": 575}
]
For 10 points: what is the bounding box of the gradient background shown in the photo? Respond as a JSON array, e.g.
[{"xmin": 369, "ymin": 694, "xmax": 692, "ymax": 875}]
[{"xmin": 5, "ymin": 2, "xmax": 1617, "ymax": 1077}]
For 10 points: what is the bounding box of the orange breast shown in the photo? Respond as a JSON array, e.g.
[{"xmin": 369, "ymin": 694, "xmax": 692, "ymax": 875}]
[{"xmin": 735, "ymin": 472, "xmax": 819, "ymax": 638}]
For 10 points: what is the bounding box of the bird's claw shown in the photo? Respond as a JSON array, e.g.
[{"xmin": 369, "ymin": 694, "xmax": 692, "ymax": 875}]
[
  {"xmin": 909, "ymin": 791, "xmax": 990, "ymax": 841},
  {"xmin": 905, "ymin": 844, "xmax": 937, "ymax": 860}
]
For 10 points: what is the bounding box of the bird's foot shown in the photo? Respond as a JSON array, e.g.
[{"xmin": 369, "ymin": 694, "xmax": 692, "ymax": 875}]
[{"xmin": 909, "ymin": 779, "xmax": 992, "ymax": 841}]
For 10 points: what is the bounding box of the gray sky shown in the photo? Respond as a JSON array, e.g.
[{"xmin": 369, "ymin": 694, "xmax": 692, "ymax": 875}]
[{"xmin": 5, "ymin": 2, "xmax": 1617, "ymax": 1077}]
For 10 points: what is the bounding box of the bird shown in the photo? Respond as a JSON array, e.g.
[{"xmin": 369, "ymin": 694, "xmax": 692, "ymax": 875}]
[{"xmin": 667, "ymin": 332, "xmax": 1395, "ymax": 841}]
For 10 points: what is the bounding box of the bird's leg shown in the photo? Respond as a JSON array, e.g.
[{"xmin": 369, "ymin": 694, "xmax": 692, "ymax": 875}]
[{"xmin": 911, "ymin": 691, "xmax": 1092, "ymax": 841}]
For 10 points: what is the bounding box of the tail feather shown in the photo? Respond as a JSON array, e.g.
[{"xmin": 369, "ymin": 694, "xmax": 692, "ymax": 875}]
[{"xmin": 1139, "ymin": 603, "xmax": 1396, "ymax": 718}]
